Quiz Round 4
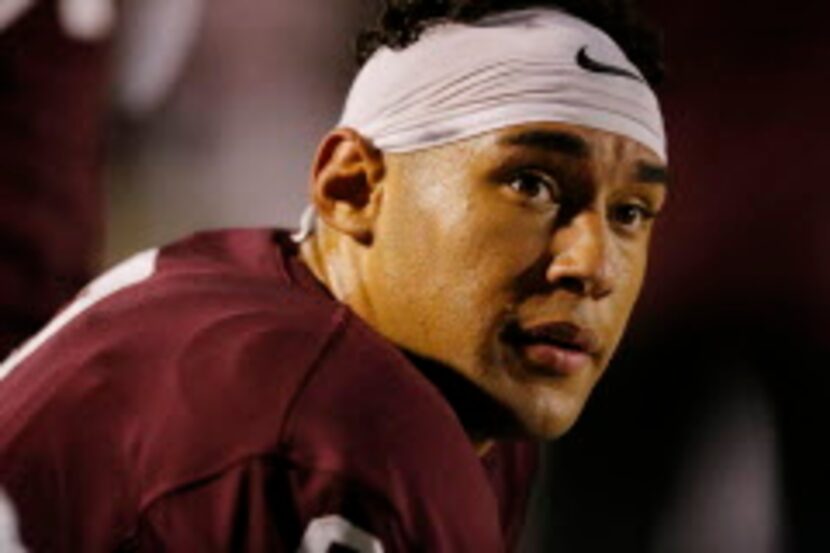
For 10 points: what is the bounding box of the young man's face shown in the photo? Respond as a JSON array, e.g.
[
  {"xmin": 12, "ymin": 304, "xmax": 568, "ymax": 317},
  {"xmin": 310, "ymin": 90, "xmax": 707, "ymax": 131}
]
[{"xmin": 350, "ymin": 121, "xmax": 668, "ymax": 439}]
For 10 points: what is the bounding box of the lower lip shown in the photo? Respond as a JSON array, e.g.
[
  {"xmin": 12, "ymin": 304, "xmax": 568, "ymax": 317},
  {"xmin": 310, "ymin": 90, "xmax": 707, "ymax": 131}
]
[{"xmin": 520, "ymin": 344, "xmax": 592, "ymax": 376}]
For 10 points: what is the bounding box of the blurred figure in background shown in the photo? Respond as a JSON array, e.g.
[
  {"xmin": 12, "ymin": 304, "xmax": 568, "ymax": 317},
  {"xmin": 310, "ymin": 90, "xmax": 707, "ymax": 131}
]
[
  {"xmin": 0, "ymin": 0, "xmax": 112, "ymax": 357},
  {"xmin": 0, "ymin": 0, "xmax": 204, "ymax": 358},
  {"xmin": 105, "ymin": 0, "xmax": 367, "ymax": 261}
]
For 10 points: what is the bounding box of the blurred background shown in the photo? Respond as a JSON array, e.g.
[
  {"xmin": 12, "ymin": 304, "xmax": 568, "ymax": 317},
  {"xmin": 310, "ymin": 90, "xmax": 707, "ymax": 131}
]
[{"xmin": 1, "ymin": 0, "xmax": 827, "ymax": 551}]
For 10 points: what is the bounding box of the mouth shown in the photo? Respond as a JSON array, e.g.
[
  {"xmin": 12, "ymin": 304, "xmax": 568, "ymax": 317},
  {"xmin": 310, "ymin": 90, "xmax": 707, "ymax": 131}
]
[{"xmin": 501, "ymin": 320, "xmax": 600, "ymax": 377}]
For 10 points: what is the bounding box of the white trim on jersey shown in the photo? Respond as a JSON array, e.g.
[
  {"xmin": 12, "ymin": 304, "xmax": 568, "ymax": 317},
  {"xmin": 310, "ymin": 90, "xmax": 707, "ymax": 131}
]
[
  {"xmin": 0, "ymin": 488, "xmax": 27, "ymax": 553},
  {"xmin": 0, "ymin": 249, "xmax": 159, "ymax": 381},
  {"xmin": 297, "ymin": 515, "xmax": 385, "ymax": 553}
]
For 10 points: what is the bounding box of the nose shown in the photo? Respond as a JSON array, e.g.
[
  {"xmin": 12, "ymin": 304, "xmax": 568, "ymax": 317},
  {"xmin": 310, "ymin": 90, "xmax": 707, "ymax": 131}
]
[{"xmin": 546, "ymin": 211, "xmax": 613, "ymax": 299}]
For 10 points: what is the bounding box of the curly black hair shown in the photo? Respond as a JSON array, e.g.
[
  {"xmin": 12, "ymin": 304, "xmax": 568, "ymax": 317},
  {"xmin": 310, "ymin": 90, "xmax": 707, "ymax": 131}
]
[{"xmin": 356, "ymin": 0, "xmax": 664, "ymax": 86}]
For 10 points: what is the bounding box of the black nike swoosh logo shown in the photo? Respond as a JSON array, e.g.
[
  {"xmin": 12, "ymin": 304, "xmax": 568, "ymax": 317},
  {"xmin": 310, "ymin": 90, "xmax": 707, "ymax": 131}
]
[{"xmin": 576, "ymin": 46, "xmax": 644, "ymax": 83}]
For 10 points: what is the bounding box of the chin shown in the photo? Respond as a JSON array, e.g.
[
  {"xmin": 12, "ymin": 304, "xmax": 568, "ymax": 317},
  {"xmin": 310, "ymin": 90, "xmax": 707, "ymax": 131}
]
[
  {"xmin": 481, "ymin": 332, "xmax": 602, "ymax": 440},
  {"xmin": 518, "ymin": 412, "xmax": 579, "ymax": 440},
  {"xmin": 509, "ymin": 387, "xmax": 590, "ymax": 440}
]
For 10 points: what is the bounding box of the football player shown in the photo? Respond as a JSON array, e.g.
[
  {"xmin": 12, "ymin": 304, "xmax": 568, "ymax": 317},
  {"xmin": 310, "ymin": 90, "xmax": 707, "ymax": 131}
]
[{"xmin": 0, "ymin": 0, "xmax": 669, "ymax": 550}]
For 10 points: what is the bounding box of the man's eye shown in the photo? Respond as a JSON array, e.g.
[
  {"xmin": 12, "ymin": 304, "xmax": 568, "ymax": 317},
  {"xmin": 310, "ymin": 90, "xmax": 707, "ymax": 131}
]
[
  {"xmin": 505, "ymin": 171, "xmax": 559, "ymax": 204},
  {"xmin": 609, "ymin": 203, "xmax": 656, "ymax": 231}
]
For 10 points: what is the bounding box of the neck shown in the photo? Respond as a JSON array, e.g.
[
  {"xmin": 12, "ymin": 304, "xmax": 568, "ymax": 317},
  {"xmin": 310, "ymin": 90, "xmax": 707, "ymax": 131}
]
[
  {"xmin": 298, "ymin": 235, "xmax": 331, "ymax": 295},
  {"xmin": 298, "ymin": 229, "xmax": 360, "ymax": 306},
  {"xmin": 402, "ymin": 351, "xmax": 518, "ymax": 456},
  {"xmin": 297, "ymin": 235, "xmax": 509, "ymax": 457}
]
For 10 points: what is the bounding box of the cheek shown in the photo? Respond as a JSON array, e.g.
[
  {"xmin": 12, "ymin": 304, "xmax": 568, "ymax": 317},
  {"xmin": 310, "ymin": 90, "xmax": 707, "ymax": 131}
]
[
  {"xmin": 451, "ymin": 200, "xmax": 553, "ymax": 288},
  {"xmin": 618, "ymin": 251, "xmax": 647, "ymax": 304},
  {"xmin": 602, "ymin": 243, "xmax": 649, "ymax": 338},
  {"xmin": 411, "ymin": 189, "xmax": 547, "ymax": 294},
  {"xmin": 370, "ymin": 199, "xmax": 501, "ymax": 358}
]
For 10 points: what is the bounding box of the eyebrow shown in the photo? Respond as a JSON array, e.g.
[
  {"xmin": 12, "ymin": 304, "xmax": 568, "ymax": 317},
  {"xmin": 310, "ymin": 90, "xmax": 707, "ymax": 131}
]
[
  {"xmin": 636, "ymin": 161, "xmax": 670, "ymax": 187},
  {"xmin": 502, "ymin": 129, "xmax": 670, "ymax": 187},
  {"xmin": 500, "ymin": 130, "xmax": 589, "ymax": 158}
]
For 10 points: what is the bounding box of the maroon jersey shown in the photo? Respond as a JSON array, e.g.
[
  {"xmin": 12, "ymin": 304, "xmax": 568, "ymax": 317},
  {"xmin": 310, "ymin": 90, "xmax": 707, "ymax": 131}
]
[{"xmin": 0, "ymin": 229, "xmax": 538, "ymax": 552}]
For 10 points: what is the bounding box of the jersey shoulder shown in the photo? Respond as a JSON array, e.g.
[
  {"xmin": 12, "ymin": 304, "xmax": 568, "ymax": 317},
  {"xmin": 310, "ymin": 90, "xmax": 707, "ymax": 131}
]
[
  {"xmin": 0, "ymin": 229, "xmax": 347, "ymax": 502},
  {"xmin": 283, "ymin": 314, "xmax": 505, "ymax": 550}
]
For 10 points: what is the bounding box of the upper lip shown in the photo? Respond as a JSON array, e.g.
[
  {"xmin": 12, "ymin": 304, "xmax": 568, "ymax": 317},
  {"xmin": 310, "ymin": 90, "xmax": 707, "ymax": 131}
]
[{"xmin": 504, "ymin": 320, "xmax": 601, "ymax": 357}]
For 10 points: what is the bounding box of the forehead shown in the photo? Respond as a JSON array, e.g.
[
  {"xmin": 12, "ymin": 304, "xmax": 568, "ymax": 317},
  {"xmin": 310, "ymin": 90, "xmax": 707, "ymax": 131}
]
[
  {"xmin": 477, "ymin": 121, "xmax": 665, "ymax": 167},
  {"xmin": 388, "ymin": 120, "xmax": 669, "ymax": 192},
  {"xmin": 393, "ymin": 121, "xmax": 669, "ymax": 192}
]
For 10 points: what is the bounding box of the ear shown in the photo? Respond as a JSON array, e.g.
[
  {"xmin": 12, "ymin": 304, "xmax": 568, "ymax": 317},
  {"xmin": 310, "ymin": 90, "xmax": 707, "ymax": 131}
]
[{"xmin": 310, "ymin": 128, "xmax": 385, "ymax": 245}]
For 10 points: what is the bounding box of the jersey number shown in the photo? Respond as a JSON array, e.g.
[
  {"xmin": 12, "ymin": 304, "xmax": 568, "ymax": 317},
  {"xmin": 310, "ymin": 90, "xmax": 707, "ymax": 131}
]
[
  {"xmin": 0, "ymin": 489, "xmax": 27, "ymax": 553},
  {"xmin": 297, "ymin": 515, "xmax": 384, "ymax": 553}
]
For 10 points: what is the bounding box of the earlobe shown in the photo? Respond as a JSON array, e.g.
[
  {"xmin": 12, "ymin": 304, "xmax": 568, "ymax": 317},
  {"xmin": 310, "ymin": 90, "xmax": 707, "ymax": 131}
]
[{"xmin": 310, "ymin": 128, "xmax": 385, "ymax": 245}]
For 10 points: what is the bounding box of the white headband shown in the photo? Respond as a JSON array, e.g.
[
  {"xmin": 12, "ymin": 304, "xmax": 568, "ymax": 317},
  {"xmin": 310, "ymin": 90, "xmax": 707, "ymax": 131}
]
[
  {"xmin": 293, "ymin": 8, "xmax": 667, "ymax": 242},
  {"xmin": 340, "ymin": 8, "xmax": 666, "ymax": 161}
]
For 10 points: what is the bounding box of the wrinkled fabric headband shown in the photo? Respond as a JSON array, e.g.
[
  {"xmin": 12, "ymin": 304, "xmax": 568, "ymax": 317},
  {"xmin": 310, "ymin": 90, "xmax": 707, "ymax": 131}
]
[
  {"xmin": 340, "ymin": 8, "xmax": 666, "ymax": 161},
  {"xmin": 294, "ymin": 8, "xmax": 667, "ymax": 242}
]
